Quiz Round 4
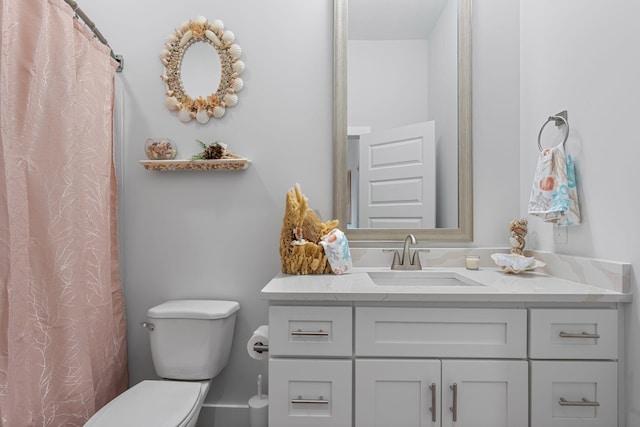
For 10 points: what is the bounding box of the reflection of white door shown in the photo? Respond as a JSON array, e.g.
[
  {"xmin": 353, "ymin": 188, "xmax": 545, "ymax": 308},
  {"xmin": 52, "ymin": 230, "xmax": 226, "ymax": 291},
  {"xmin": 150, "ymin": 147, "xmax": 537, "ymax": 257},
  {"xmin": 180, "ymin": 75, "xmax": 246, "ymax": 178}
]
[{"xmin": 359, "ymin": 121, "xmax": 436, "ymax": 228}]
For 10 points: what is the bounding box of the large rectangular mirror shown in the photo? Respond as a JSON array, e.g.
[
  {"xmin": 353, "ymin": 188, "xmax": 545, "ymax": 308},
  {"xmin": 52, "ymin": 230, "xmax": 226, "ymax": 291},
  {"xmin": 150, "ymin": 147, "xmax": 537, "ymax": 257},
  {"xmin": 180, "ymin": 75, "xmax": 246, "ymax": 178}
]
[{"xmin": 333, "ymin": 0, "xmax": 472, "ymax": 242}]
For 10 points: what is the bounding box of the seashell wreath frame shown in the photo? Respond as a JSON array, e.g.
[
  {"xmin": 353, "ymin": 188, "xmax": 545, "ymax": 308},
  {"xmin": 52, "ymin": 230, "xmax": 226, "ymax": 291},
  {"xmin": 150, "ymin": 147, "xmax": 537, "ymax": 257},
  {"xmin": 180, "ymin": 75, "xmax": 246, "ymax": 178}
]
[{"xmin": 161, "ymin": 16, "xmax": 245, "ymax": 124}]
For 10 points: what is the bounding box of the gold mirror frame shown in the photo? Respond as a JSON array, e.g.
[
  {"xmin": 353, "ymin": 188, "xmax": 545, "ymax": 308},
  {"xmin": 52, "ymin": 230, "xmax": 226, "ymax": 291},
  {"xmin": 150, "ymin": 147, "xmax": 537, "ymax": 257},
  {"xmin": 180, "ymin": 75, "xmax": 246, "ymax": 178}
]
[
  {"xmin": 161, "ymin": 16, "xmax": 245, "ymax": 124},
  {"xmin": 333, "ymin": 0, "xmax": 473, "ymax": 242}
]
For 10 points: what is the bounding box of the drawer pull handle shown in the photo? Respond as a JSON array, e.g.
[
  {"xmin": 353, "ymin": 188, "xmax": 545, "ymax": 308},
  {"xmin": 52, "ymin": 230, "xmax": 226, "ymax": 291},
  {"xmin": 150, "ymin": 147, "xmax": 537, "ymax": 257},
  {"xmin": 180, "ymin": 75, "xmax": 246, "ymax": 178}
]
[
  {"xmin": 559, "ymin": 331, "xmax": 600, "ymax": 339},
  {"xmin": 559, "ymin": 397, "xmax": 601, "ymax": 407},
  {"xmin": 291, "ymin": 395, "xmax": 329, "ymax": 405},
  {"xmin": 290, "ymin": 329, "xmax": 329, "ymax": 337},
  {"xmin": 450, "ymin": 383, "xmax": 457, "ymax": 422},
  {"xmin": 429, "ymin": 383, "xmax": 437, "ymax": 422}
]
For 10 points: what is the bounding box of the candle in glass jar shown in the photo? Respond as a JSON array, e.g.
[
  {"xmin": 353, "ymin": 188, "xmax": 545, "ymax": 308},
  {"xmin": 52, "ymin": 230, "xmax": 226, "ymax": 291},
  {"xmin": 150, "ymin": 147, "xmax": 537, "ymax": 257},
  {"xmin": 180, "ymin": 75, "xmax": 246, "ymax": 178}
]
[{"xmin": 465, "ymin": 255, "xmax": 480, "ymax": 270}]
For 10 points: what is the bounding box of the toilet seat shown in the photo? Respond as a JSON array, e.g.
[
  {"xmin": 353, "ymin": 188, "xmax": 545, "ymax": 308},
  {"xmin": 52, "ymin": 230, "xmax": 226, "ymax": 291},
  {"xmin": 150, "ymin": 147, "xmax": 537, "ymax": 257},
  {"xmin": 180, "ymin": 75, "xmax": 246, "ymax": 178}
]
[{"xmin": 85, "ymin": 380, "xmax": 209, "ymax": 427}]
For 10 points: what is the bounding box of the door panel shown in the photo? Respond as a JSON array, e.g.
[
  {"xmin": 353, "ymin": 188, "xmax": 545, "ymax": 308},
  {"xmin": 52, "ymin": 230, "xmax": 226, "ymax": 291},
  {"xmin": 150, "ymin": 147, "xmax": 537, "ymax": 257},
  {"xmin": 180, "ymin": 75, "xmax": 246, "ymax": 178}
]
[
  {"xmin": 355, "ymin": 359, "xmax": 440, "ymax": 427},
  {"xmin": 359, "ymin": 121, "xmax": 436, "ymax": 228}
]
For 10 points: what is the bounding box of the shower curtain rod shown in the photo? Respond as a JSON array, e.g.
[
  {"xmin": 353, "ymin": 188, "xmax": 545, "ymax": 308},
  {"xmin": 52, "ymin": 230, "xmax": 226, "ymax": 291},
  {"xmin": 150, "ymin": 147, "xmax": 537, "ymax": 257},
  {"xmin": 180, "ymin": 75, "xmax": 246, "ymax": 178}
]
[{"xmin": 63, "ymin": 0, "xmax": 123, "ymax": 72}]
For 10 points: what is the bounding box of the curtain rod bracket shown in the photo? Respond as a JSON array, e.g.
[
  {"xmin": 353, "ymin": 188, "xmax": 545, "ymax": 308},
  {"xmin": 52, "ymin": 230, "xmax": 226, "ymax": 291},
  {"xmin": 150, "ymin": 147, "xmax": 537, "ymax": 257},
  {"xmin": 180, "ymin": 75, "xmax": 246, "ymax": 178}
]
[
  {"xmin": 114, "ymin": 54, "xmax": 123, "ymax": 72},
  {"xmin": 63, "ymin": 0, "xmax": 122, "ymax": 72}
]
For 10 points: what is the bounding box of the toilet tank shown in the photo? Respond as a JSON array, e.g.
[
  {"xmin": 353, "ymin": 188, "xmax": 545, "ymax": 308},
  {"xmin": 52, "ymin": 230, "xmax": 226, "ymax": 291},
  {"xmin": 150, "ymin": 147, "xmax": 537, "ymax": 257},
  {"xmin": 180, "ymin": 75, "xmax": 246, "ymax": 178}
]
[{"xmin": 146, "ymin": 300, "xmax": 240, "ymax": 380}]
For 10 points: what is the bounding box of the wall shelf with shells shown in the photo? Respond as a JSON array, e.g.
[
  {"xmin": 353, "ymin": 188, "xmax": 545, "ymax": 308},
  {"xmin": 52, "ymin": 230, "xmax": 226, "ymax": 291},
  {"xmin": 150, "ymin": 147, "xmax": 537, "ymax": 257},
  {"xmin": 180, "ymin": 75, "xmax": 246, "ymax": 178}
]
[
  {"xmin": 141, "ymin": 139, "xmax": 250, "ymax": 171},
  {"xmin": 139, "ymin": 157, "xmax": 250, "ymax": 171}
]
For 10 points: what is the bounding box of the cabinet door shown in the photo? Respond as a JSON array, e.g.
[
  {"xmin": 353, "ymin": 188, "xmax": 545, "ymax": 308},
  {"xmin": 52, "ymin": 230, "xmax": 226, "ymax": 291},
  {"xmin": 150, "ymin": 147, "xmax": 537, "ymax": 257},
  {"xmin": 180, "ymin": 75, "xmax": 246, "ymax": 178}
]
[
  {"xmin": 441, "ymin": 360, "xmax": 528, "ymax": 427},
  {"xmin": 355, "ymin": 359, "xmax": 441, "ymax": 427},
  {"xmin": 530, "ymin": 361, "xmax": 617, "ymax": 427},
  {"xmin": 269, "ymin": 359, "xmax": 352, "ymax": 427}
]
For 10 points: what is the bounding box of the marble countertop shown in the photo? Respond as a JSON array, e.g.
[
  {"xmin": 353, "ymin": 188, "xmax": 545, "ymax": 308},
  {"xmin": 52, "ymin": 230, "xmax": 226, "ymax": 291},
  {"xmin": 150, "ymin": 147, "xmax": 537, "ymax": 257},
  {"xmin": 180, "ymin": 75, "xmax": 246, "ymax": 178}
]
[{"xmin": 261, "ymin": 266, "xmax": 632, "ymax": 304}]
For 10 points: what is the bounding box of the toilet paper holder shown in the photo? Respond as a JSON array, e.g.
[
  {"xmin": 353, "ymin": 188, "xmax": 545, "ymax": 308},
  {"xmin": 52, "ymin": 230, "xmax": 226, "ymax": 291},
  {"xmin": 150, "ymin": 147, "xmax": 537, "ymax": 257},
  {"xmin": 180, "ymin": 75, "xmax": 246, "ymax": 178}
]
[{"xmin": 253, "ymin": 343, "xmax": 269, "ymax": 353}]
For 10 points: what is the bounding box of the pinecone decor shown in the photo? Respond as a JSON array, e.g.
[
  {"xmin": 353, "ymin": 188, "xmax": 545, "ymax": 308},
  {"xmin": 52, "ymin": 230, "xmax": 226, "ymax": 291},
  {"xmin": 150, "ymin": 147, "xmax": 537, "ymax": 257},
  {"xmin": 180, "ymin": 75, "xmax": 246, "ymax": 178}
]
[
  {"xmin": 190, "ymin": 140, "xmax": 228, "ymax": 160},
  {"xmin": 204, "ymin": 143, "xmax": 225, "ymax": 159}
]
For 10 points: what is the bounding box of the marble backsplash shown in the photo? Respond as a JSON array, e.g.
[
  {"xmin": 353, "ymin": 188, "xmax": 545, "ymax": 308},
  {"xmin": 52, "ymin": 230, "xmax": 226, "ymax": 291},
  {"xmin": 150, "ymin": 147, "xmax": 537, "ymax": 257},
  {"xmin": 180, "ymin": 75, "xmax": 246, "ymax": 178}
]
[{"xmin": 350, "ymin": 247, "xmax": 631, "ymax": 294}]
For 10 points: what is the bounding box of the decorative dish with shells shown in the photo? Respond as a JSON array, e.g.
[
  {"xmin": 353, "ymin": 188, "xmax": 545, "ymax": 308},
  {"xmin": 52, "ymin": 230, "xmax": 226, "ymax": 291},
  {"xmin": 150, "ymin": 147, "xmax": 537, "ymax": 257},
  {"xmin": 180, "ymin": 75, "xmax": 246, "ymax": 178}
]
[{"xmin": 491, "ymin": 253, "xmax": 546, "ymax": 274}]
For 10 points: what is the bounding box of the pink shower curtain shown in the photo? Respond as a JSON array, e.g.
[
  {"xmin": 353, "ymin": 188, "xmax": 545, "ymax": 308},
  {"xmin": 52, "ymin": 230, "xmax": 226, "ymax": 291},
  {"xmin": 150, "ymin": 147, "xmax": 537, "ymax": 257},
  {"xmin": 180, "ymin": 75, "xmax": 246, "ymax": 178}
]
[{"xmin": 0, "ymin": 0, "xmax": 128, "ymax": 425}]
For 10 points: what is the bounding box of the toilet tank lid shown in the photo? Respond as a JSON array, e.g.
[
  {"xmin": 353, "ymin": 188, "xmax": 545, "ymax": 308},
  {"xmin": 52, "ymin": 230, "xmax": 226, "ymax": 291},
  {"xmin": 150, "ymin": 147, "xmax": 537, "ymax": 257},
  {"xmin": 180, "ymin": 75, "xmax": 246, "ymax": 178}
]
[{"xmin": 148, "ymin": 300, "xmax": 240, "ymax": 320}]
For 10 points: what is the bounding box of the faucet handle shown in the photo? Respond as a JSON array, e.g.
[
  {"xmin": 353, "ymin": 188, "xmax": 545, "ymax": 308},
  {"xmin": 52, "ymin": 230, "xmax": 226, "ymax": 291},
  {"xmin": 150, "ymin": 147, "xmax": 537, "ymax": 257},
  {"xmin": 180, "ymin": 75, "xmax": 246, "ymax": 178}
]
[
  {"xmin": 383, "ymin": 249, "xmax": 401, "ymax": 269},
  {"xmin": 412, "ymin": 249, "xmax": 430, "ymax": 269}
]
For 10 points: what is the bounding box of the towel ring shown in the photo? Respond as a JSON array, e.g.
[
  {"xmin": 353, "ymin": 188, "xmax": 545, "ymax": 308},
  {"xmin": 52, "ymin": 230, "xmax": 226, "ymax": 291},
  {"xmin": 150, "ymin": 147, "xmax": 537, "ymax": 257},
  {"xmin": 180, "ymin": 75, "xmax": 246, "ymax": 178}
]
[{"xmin": 537, "ymin": 111, "xmax": 569, "ymax": 151}]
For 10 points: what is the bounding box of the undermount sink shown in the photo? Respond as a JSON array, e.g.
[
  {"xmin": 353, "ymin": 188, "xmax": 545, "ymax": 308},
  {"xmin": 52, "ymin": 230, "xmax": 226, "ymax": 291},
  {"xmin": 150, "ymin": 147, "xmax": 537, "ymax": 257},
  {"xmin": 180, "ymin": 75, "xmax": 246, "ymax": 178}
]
[{"xmin": 367, "ymin": 271, "xmax": 484, "ymax": 287}]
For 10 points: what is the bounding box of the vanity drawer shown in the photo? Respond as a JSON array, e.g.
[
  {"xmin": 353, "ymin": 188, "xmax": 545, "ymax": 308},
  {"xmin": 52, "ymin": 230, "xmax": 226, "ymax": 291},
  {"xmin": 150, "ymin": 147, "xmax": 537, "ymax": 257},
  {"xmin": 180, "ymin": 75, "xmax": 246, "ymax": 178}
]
[
  {"xmin": 269, "ymin": 306, "xmax": 352, "ymax": 356},
  {"xmin": 355, "ymin": 307, "xmax": 527, "ymax": 358},
  {"xmin": 269, "ymin": 359, "xmax": 352, "ymax": 427},
  {"xmin": 529, "ymin": 309, "xmax": 618, "ymax": 359},
  {"xmin": 530, "ymin": 361, "xmax": 618, "ymax": 427}
]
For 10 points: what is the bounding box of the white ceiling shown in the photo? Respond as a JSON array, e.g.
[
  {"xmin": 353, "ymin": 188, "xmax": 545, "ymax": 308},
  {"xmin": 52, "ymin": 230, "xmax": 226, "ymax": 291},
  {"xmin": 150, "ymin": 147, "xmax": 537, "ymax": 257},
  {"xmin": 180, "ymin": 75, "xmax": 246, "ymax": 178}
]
[{"xmin": 348, "ymin": 0, "xmax": 449, "ymax": 40}]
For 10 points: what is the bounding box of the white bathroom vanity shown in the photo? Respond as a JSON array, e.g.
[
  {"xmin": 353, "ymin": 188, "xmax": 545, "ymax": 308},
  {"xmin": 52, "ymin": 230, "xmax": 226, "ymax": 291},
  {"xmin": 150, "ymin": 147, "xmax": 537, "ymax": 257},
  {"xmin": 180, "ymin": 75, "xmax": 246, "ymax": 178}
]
[{"xmin": 261, "ymin": 250, "xmax": 631, "ymax": 427}]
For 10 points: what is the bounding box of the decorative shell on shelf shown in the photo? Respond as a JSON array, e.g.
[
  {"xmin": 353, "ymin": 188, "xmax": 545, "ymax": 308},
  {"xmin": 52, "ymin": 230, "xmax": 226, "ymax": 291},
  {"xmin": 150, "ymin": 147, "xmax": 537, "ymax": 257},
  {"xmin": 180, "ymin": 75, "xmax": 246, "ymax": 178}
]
[{"xmin": 161, "ymin": 16, "xmax": 245, "ymax": 123}]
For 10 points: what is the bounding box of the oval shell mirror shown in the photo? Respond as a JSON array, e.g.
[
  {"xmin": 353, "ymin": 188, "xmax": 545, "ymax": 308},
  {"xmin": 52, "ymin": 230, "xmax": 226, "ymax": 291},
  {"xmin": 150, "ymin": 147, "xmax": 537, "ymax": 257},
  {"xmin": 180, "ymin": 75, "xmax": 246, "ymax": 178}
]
[{"xmin": 161, "ymin": 16, "xmax": 245, "ymax": 123}]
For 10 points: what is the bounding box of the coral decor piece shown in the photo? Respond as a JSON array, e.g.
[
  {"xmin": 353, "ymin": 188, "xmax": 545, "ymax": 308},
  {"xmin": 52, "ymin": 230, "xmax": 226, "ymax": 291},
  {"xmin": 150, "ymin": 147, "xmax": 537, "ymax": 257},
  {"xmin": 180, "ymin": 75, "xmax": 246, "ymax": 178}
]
[
  {"xmin": 509, "ymin": 218, "xmax": 528, "ymax": 255},
  {"xmin": 280, "ymin": 184, "xmax": 339, "ymax": 275},
  {"xmin": 161, "ymin": 16, "xmax": 244, "ymax": 123}
]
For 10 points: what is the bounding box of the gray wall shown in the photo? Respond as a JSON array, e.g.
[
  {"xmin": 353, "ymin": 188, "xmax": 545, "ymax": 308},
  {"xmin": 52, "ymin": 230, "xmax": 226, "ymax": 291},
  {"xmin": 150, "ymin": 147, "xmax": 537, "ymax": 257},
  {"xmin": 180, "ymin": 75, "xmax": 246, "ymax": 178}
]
[
  {"xmin": 82, "ymin": 0, "xmax": 523, "ymax": 410},
  {"xmin": 83, "ymin": 0, "xmax": 334, "ymax": 408},
  {"xmin": 519, "ymin": 1, "xmax": 640, "ymax": 424}
]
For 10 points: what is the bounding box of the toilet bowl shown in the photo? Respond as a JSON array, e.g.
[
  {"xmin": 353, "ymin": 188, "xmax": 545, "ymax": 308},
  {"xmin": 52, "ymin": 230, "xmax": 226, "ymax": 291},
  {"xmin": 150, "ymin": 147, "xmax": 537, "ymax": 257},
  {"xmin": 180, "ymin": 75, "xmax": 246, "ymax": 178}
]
[{"xmin": 85, "ymin": 299, "xmax": 239, "ymax": 427}]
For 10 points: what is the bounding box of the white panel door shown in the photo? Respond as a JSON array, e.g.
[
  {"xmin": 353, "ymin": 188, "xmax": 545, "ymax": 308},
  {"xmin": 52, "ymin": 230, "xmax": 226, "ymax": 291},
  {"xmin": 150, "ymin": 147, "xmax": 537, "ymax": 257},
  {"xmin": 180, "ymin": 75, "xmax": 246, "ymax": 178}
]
[
  {"xmin": 441, "ymin": 360, "xmax": 528, "ymax": 427},
  {"xmin": 359, "ymin": 121, "xmax": 436, "ymax": 228},
  {"xmin": 355, "ymin": 359, "xmax": 441, "ymax": 427}
]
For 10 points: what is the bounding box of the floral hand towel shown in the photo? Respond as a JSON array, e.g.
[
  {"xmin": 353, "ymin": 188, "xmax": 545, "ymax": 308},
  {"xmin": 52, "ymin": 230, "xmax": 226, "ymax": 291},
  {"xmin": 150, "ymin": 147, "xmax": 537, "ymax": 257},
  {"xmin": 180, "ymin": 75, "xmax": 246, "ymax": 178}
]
[
  {"xmin": 528, "ymin": 144, "xmax": 580, "ymax": 226},
  {"xmin": 319, "ymin": 229, "xmax": 353, "ymax": 275}
]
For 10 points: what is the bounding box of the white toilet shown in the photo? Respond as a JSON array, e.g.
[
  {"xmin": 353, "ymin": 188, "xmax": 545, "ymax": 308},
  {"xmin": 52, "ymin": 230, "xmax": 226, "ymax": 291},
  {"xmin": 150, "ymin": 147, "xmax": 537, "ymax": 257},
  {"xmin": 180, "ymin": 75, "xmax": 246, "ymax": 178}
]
[{"xmin": 85, "ymin": 299, "xmax": 240, "ymax": 427}]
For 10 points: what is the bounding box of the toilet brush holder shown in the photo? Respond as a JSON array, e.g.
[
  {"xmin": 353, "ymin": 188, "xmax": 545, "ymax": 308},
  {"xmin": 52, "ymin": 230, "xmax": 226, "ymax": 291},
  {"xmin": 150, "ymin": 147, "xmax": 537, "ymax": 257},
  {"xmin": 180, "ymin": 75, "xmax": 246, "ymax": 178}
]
[
  {"xmin": 249, "ymin": 394, "xmax": 268, "ymax": 427},
  {"xmin": 249, "ymin": 374, "xmax": 268, "ymax": 427}
]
